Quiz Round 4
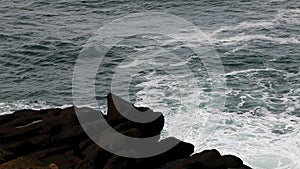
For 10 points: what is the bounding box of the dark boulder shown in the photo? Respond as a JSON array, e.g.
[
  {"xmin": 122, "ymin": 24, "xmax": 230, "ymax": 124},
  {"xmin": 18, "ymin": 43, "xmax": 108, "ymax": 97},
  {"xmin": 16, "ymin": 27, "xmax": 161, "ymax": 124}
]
[
  {"xmin": 140, "ymin": 137, "xmax": 194, "ymax": 168},
  {"xmin": 107, "ymin": 93, "xmax": 164, "ymax": 137},
  {"xmin": 222, "ymin": 155, "xmax": 243, "ymax": 168},
  {"xmin": 189, "ymin": 149, "xmax": 225, "ymax": 169}
]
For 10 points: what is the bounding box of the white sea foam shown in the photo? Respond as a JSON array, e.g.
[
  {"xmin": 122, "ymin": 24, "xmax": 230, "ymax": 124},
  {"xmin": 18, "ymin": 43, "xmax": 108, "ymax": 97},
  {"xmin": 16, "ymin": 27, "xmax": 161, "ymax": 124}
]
[
  {"xmin": 212, "ymin": 21, "xmax": 274, "ymax": 36},
  {"xmin": 132, "ymin": 65, "xmax": 300, "ymax": 169},
  {"xmin": 216, "ymin": 34, "xmax": 300, "ymax": 46},
  {"xmin": 224, "ymin": 68, "xmax": 285, "ymax": 76},
  {"xmin": 135, "ymin": 82, "xmax": 300, "ymax": 169},
  {"xmin": 200, "ymin": 110, "xmax": 300, "ymax": 169},
  {"xmin": 210, "ymin": 13, "xmax": 300, "ymax": 46},
  {"xmin": 0, "ymin": 100, "xmax": 72, "ymax": 115}
]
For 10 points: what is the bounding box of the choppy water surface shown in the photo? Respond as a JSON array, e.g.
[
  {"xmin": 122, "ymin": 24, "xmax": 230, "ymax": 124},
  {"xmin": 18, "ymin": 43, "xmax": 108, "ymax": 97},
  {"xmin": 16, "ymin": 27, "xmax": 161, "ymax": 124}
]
[{"xmin": 1, "ymin": 1, "xmax": 300, "ymax": 168}]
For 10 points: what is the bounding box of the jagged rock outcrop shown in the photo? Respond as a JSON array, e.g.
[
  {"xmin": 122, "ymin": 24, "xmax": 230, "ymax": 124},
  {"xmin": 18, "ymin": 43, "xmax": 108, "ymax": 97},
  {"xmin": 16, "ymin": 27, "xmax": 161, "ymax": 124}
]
[{"xmin": 0, "ymin": 93, "xmax": 251, "ymax": 169}]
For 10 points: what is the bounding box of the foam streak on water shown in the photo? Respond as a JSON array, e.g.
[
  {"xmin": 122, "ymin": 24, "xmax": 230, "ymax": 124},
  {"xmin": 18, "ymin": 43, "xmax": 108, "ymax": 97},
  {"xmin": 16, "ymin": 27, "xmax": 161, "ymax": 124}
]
[{"xmin": 0, "ymin": 100, "xmax": 72, "ymax": 115}]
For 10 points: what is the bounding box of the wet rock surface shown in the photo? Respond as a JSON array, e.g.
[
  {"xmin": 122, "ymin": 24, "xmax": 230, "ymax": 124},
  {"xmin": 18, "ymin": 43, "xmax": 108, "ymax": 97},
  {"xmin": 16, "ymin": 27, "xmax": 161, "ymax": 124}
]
[{"xmin": 0, "ymin": 94, "xmax": 252, "ymax": 169}]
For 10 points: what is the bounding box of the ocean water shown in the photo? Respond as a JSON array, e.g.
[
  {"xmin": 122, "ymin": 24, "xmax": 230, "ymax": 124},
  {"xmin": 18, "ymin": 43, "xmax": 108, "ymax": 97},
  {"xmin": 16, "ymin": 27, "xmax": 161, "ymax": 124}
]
[{"xmin": 1, "ymin": 0, "xmax": 300, "ymax": 168}]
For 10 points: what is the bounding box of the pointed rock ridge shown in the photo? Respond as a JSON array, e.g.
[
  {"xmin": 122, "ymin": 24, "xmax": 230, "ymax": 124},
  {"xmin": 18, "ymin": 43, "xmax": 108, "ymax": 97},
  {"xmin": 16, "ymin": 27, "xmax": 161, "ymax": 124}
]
[
  {"xmin": 107, "ymin": 93, "xmax": 161, "ymax": 123},
  {"xmin": 107, "ymin": 93, "xmax": 164, "ymax": 137}
]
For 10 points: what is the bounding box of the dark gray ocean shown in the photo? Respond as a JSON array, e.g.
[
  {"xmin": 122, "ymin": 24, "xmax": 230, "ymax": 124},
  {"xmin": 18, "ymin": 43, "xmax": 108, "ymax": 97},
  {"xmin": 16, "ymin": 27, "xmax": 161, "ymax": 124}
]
[{"xmin": 0, "ymin": 1, "xmax": 299, "ymax": 168}]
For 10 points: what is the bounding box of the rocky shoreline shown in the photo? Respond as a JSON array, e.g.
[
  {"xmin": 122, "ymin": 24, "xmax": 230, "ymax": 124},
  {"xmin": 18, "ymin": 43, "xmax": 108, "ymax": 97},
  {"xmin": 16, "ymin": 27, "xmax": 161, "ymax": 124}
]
[{"xmin": 0, "ymin": 94, "xmax": 251, "ymax": 169}]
